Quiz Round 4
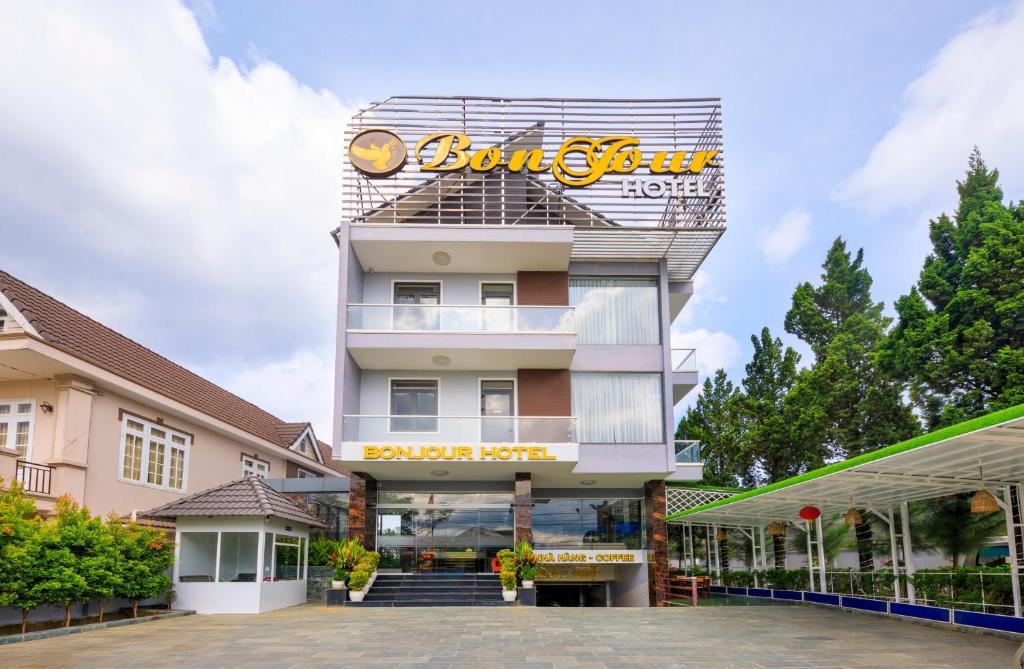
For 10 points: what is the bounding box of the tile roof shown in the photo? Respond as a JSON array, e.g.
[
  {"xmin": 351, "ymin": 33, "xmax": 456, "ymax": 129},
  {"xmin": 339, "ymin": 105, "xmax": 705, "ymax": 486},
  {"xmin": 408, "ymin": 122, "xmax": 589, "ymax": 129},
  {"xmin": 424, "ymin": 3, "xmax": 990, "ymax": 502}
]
[
  {"xmin": 143, "ymin": 476, "xmax": 326, "ymax": 527},
  {"xmin": 0, "ymin": 270, "xmax": 347, "ymax": 474}
]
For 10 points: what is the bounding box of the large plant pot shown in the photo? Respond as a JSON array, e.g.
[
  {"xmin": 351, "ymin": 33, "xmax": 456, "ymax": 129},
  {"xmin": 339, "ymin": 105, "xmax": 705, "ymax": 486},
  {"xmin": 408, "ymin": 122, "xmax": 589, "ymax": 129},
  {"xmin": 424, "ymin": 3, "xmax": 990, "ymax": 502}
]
[
  {"xmin": 349, "ymin": 590, "xmax": 366, "ymax": 603},
  {"xmin": 331, "ymin": 581, "xmax": 347, "ymax": 590},
  {"xmin": 522, "ymin": 580, "xmax": 534, "ymax": 589},
  {"xmin": 502, "ymin": 589, "xmax": 517, "ymax": 602}
]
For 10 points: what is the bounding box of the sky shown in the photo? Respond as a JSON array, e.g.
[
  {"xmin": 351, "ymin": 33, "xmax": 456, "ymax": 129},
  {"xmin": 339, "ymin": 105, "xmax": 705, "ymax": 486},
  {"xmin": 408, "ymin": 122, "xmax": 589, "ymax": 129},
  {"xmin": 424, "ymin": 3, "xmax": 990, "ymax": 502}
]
[{"xmin": 2, "ymin": 1, "xmax": 1024, "ymax": 440}]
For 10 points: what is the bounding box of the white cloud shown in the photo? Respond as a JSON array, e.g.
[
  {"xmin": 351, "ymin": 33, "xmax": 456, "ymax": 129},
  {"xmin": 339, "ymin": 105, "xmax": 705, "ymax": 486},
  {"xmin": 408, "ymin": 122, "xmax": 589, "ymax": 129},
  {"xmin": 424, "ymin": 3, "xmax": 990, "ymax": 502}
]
[
  {"xmin": 671, "ymin": 329, "xmax": 741, "ymax": 378},
  {"xmin": 202, "ymin": 348, "xmax": 335, "ymax": 440},
  {"xmin": 759, "ymin": 208, "xmax": 811, "ymax": 263},
  {"xmin": 0, "ymin": 2, "xmax": 353, "ymax": 433},
  {"xmin": 836, "ymin": 2, "xmax": 1024, "ymax": 215}
]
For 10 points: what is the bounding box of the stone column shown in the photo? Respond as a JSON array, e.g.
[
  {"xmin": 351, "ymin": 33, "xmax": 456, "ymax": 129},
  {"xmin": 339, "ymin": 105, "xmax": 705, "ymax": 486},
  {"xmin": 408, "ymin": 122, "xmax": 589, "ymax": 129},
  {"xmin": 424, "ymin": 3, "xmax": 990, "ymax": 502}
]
[
  {"xmin": 515, "ymin": 472, "xmax": 533, "ymax": 544},
  {"xmin": 644, "ymin": 479, "xmax": 669, "ymax": 607},
  {"xmin": 347, "ymin": 473, "xmax": 377, "ymax": 549}
]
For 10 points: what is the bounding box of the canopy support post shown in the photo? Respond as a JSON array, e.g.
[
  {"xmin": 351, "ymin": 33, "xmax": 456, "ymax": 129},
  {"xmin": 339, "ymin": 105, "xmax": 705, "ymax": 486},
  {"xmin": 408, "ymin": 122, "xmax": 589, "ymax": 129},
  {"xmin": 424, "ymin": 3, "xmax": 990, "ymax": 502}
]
[
  {"xmin": 759, "ymin": 526, "xmax": 768, "ymax": 571},
  {"xmin": 805, "ymin": 520, "xmax": 815, "ymax": 592},
  {"xmin": 870, "ymin": 507, "xmax": 902, "ymax": 604},
  {"xmin": 815, "ymin": 517, "xmax": 827, "ymax": 593},
  {"xmin": 899, "ymin": 502, "xmax": 916, "ymax": 604},
  {"xmin": 711, "ymin": 524, "xmax": 722, "ymax": 583},
  {"xmin": 1000, "ymin": 486, "xmax": 1022, "ymax": 617}
]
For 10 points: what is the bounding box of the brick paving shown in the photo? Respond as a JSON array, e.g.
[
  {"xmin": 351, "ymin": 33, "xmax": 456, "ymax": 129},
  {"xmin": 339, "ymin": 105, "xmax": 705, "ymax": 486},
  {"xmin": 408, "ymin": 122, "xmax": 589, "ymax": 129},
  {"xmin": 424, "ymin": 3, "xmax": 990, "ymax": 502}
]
[{"xmin": 0, "ymin": 603, "xmax": 1018, "ymax": 668}]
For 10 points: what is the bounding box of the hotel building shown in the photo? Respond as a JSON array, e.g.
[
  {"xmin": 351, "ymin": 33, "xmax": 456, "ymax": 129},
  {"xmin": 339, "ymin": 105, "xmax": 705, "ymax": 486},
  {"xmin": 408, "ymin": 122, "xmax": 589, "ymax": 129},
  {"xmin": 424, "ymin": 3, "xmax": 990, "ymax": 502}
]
[{"xmin": 332, "ymin": 96, "xmax": 726, "ymax": 606}]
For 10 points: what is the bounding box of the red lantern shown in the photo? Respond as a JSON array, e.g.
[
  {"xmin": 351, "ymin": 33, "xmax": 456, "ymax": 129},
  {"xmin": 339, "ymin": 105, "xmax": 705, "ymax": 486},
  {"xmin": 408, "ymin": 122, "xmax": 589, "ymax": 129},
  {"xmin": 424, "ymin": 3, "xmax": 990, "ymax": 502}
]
[{"xmin": 798, "ymin": 506, "xmax": 820, "ymax": 521}]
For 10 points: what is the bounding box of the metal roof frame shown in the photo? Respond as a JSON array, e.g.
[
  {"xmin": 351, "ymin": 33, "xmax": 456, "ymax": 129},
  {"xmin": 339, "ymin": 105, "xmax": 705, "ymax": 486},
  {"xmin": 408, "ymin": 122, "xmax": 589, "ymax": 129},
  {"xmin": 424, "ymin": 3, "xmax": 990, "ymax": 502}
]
[{"xmin": 667, "ymin": 404, "xmax": 1024, "ymax": 527}]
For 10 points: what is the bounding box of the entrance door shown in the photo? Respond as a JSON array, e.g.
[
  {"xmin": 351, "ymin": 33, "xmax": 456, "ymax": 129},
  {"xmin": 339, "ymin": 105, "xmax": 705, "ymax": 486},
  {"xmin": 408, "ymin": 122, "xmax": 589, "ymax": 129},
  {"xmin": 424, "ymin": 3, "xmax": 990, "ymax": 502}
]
[{"xmin": 481, "ymin": 380, "xmax": 515, "ymax": 443}]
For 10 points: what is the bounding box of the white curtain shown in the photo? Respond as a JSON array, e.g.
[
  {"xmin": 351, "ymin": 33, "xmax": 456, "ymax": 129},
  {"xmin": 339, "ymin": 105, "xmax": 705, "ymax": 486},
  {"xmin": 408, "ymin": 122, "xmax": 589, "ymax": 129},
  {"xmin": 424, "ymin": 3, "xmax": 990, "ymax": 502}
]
[
  {"xmin": 569, "ymin": 277, "xmax": 659, "ymax": 344},
  {"xmin": 572, "ymin": 373, "xmax": 664, "ymax": 443}
]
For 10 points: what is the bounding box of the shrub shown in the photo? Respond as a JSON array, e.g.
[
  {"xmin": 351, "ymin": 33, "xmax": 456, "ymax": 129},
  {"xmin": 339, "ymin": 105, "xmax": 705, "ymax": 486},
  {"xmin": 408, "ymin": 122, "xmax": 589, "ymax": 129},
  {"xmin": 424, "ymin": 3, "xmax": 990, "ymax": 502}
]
[
  {"xmin": 912, "ymin": 566, "xmax": 1013, "ymax": 612},
  {"xmin": 520, "ymin": 564, "xmax": 536, "ymax": 582},
  {"xmin": 332, "ymin": 565, "xmax": 350, "ymax": 584},
  {"xmin": 309, "ymin": 536, "xmax": 337, "ymax": 567},
  {"xmin": 762, "ymin": 568, "xmax": 810, "ymax": 591},
  {"xmin": 500, "ymin": 569, "xmax": 517, "ymax": 591},
  {"xmin": 333, "ymin": 538, "xmax": 367, "ymax": 571},
  {"xmin": 349, "ymin": 567, "xmax": 371, "ymax": 591},
  {"xmin": 497, "ymin": 548, "xmax": 515, "ymax": 572},
  {"xmin": 109, "ymin": 518, "xmax": 174, "ymax": 618}
]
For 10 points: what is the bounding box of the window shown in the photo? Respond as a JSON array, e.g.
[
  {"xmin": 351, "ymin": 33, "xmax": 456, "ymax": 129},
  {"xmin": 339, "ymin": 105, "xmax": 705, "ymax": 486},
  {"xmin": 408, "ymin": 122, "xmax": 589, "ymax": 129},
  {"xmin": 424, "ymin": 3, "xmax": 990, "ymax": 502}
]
[
  {"xmin": 389, "ymin": 379, "xmax": 438, "ymax": 432},
  {"xmin": 242, "ymin": 456, "xmax": 269, "ymax": 479},
  {"xmin": 481, "ymin": 283, "xmax": 514, "ymax": 331},
  {"xmin": 0, "ymin": 401, "xmax": 34, "ymax": 457},
  {"xmin": 569, "ymin": 276, "xmax": 659, "ymax": 344},
  {"xmin": 293, "ymin": 433, "xmax": 316, "ymax": 457},
  {"xmin": 218, "ymin": 532, "xmax": 259, "ymax": 582},
  {"xmin": 533, "ymin": 498, "xmax": 645, "ymax": 549},
  {"xmin": 0, "ymin": 308, "xmax": 6, "ymax": 332},
  {"xmin": 262, "ymin": 533, "xmax": 307, "ymax": 582},
  {"xmin": 179, "ymin": 531, "xmax": 260, "ymax": 583},
  {"xmin": 393, "ymin": 282, "xmax": 440, "ymax": 330},
  {"xmin": 296, "ymin": 468, "xmax": 318, "ymax": 479},
  {"xmin": 119, "ymin": 415, "xmax": 190, "ymax": 491},
  {"xmin": 571, "ymin": 373, "xmax": 663, "ymax": 443},
  {"xmin": 179, "ymin": 532, "xmax": 218, "ymax": 582}
]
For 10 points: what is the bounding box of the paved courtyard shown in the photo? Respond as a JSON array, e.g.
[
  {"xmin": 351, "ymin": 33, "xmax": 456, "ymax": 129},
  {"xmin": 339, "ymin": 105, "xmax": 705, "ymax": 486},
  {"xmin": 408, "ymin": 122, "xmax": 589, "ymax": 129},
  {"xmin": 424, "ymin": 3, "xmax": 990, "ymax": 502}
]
[{"xmin": 0, "ymin": 603, "xmax": 1018, "ymax": 668}]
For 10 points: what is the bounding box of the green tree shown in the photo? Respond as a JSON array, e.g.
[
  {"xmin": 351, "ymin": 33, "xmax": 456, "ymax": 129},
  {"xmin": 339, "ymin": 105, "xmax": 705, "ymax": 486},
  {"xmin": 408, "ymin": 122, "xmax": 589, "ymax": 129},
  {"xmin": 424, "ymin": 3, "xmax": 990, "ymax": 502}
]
[
  {"xmin": 110, "ymin": 517, "xmax": 174, "ymax": 618},
  {"xmin": 914, "ymin": 494, "xmax": 1004, "ymax": 569},
  {"xmin": 882, "ymin": 150, "xmax": 1024, "ymax": 427},
  {"xmin": 34, "ymin": 517, "xmax": 87, "ymax": 627},
  {"xmin": 677, "ymin": 369, "xmax": 750, "ymax": 487},
  {"xmin": 0, "ymin": 480, "xmax": 45, "ymax": 633},
  {"xmin": 785, "ymin": 237, "xmax": 919, "ymax": 571},
  {"xmin": 737, "ymin": 327, "xmax": 821, "ymax": 485}
]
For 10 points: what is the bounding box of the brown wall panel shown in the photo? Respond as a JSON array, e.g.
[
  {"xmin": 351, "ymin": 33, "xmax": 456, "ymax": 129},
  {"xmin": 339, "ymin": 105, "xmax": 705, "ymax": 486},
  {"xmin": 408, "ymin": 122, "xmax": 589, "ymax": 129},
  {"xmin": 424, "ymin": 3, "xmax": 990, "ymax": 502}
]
[
  {"xmin": 517, "ymin": 369, "xmax": 570, "ymax": 416},
  {"xmin": 516, "ymin": 271, "xmax": 569, "ymax": 306}
]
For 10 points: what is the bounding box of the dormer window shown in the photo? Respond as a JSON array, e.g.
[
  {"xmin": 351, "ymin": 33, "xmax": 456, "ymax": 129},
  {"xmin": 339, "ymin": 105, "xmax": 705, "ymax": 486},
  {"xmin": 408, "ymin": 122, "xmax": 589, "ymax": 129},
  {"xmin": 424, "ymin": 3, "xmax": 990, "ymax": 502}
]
[
  {"xmin": 296, "ymin": 434, "xmax": 314, "ymax": 456},
  {"xmin": 0, "ymin": 309, "xmax": 6, "ymax": 332}
]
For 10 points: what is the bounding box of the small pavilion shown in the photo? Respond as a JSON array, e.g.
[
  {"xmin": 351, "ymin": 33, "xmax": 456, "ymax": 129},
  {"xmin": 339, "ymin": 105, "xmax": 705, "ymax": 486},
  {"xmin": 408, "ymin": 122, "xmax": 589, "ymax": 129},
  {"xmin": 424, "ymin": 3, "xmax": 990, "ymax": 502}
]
[{"xmin": 144, "ymin": 476, "xmax": 325, "ymax": 614}]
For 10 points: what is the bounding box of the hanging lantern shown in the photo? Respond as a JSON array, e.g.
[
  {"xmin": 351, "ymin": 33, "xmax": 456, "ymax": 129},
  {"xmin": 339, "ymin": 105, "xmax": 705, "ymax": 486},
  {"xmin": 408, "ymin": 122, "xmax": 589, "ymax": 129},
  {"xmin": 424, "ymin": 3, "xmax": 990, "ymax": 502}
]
[
  {"xmin": 843, "ymin": 508, "xmax": 863, "ymax": 526},
  {"xmin": 767, "ymin": 522, "xmax": 787, "ymax": 537},
  {"xmin": 715, "ymin": 528, "xmax": 728, "ymax": 541},
  {"xmin": 971, "ymin": 489, "xmax": 1000, "ymax": 513},
  {"xmin": 798, "ymin": 506, "xmax": 821, "ymax": 521}
]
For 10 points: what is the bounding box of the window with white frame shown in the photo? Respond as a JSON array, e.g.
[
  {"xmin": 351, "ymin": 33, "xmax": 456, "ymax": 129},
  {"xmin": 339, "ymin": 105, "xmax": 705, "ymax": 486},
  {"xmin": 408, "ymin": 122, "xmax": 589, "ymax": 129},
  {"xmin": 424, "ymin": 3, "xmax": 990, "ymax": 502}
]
[
  {"xmin": 0, "ymin": 401, "xmax": 34, "ymax": 457},
  {"xmin": 296, "ymin": 467, "xmax": 318, "ymax": 479},
  {"xmin": 0, "ymin": 308, "xmax": 7, "ymax": 333},
  {"xmin": 242, "ymin": 455, "xmax": 269, "ymax": 479},
  {"xmin": 120, "ymin": 415, "xmax": 189, "ymax": 491},
  {"xmin": 293, "ymin": 433, "xmax": 315, "ymax": 457}
]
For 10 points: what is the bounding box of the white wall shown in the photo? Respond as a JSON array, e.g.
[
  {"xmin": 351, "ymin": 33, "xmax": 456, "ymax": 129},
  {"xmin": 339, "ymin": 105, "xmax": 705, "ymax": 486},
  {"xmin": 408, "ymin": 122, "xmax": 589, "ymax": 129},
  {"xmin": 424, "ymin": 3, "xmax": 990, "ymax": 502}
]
[{"xmin": 361, "ymin": 272, "xmax": 516, "ymax": 305}]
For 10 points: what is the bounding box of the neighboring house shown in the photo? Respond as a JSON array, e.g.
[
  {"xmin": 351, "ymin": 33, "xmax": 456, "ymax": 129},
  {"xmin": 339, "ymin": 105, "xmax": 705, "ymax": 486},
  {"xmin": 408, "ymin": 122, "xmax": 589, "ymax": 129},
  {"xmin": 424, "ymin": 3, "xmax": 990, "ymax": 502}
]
[{"xmin": 0, "ymin": 270, "xmax": 345, "ymax": 519}]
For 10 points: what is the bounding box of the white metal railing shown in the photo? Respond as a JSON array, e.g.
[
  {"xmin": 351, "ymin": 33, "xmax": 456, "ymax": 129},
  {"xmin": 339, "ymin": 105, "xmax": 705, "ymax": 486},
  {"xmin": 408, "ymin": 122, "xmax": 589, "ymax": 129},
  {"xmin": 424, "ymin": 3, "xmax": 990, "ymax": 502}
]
[
  {"xmin": 347, "ymin": 304, "xmax": 575, "ymax": 334},
  {"xmin": 672, "ymin": 348, "xmax": 697, "ymax": 372},
  {"xmin": 674, "ymin": 440, "xmax": 701, "ymax": 464},
  {"xmin": 341, "ymin": 415, "xmax": 577, "ymax": 444}
]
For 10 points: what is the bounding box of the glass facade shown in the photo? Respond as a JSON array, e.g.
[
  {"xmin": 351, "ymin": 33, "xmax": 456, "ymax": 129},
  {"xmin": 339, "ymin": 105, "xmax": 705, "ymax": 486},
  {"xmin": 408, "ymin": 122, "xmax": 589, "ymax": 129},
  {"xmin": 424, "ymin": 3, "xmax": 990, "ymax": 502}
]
[
  {"xmin": 569, "ymin": 276, "xmax": 659, "ymax": 344},
  {"xmin": 532, "ymin": 498, "xmax": 645, "ymax": 549},
  {"xmin": 376, "ymin": 490, "xmax": 514, "ymax": 573}
]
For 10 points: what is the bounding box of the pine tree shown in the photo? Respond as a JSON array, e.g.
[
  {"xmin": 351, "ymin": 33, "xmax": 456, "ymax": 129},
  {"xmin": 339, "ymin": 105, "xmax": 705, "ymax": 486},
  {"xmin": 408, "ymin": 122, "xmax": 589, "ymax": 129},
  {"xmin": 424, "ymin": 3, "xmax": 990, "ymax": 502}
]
[
  {"xmin": 785, "ymin": 237, "xmax": 919, "ymax": 570},
  {"xmin": 882, "ymin": 149, "xmax": 1024, "ymax": 427},
  {"xmin": 737, "ymin": 327, "xmax": 820, "ymax": 485},
  {"xmin": 676, "ymin": 369, "xmax": 750, "ymax": 487}
]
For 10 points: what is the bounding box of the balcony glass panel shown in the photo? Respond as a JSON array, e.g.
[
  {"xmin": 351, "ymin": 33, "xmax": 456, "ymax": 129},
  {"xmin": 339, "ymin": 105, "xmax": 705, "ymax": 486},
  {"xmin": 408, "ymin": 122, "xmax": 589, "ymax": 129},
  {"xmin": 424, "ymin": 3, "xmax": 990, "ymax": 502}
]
[{"xmin": 347, "ymin": 304, "xmax": 575, "ymax": 333}]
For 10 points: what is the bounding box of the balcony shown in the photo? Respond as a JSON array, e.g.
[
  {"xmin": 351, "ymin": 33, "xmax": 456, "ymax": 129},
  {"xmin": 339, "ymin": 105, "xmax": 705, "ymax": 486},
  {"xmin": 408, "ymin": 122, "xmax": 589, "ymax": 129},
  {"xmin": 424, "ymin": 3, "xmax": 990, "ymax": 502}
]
[
  {"xmin": 345, "ymin": 304, "xmax": 576, "ymax": 370},
  {"xmin": 671, "ymin": 348, "xmax": 699, "ymax": 403},
  {"xmin": 16, "ymin": 460, "xmax": 53, "ymax": 495},
  {"xmin": 666, "ymin": 440, "xmax": 703, "ymax": 482}
]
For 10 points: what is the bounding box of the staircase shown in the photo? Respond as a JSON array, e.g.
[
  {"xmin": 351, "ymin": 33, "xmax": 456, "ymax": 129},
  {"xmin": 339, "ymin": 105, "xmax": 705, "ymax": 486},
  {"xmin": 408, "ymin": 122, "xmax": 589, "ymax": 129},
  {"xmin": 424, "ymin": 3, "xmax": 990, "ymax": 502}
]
[{"xmin": 350, "ymin": 573, "xmax": 513, "ymax": 607}]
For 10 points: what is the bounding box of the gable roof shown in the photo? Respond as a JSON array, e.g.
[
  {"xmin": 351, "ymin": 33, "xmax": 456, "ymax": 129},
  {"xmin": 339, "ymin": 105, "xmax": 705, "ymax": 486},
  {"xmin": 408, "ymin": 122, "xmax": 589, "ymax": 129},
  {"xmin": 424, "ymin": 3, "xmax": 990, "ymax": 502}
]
[
  {"xmin": 143, "ymin": 476, "xmax": 326, "ymax": 527},
  {"xmin": 0, "ymin": 270, "xmax": 346, "ymax": 474}
]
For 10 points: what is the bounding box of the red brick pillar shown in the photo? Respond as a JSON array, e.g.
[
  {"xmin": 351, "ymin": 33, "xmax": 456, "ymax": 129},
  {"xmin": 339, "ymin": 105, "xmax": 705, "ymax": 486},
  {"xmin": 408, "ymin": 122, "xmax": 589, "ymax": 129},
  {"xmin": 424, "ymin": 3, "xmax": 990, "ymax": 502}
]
[
  {"xmin": 515, "ymin": 473, "xmax": 533, "ymax": 544},
  {"xmin": 347, "ymin": 474, "xmax": 377, "ymax": 549},
  {"xmin": 645, "ymin": 479, "xmax": 669, "ymax": 606}
]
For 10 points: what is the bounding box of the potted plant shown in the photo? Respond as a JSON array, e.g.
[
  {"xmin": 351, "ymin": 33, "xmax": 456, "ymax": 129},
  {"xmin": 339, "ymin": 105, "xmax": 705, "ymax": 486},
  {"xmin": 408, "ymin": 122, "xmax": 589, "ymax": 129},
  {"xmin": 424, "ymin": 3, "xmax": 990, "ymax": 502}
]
[
  {"xmin": 348, "ymin": 568, "xmax": 369, "ymax": 602},
  {"xmin": 331, "ymin": 565, "xmax": 349, "ymax": 590},
  {"xmin": 500, "ymin": 569, "xmax": 517, "ymax": 602},
  {"xmin": 520, "ymin": 564, "xmax": 536, "ymax": 589}
]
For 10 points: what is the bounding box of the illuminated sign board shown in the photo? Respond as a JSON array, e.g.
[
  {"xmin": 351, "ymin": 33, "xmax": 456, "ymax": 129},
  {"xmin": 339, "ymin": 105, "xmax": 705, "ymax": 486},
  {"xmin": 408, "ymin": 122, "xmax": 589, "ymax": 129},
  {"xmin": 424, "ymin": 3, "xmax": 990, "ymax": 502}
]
[
  {"xmin": 349, "ymin": 130, "xmax": 719, "ymax": 189},
  {"xmin": 339, "ymin": 443, "xmax": 579, "ymax": 463},
  {"xmin": 533, "ymin": 550, "xmax": 645, "ymax": 564}
]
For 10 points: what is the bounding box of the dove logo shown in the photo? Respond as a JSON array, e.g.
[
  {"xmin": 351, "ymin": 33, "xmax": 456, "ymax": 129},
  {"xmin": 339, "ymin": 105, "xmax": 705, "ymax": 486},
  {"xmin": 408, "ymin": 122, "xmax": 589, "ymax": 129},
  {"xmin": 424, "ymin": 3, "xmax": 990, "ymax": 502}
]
[{"xmin": 348, "ymin": 129, "xmax": 408, "ymax": 178}]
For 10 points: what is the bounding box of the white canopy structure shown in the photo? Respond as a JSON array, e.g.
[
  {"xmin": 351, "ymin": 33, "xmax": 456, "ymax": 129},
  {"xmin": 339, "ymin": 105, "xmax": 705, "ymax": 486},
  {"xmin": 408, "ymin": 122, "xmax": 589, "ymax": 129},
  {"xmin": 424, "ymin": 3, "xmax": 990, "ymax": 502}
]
[{"xmin": 667, "ymin": 404, "xmax": 1024, "ymax": 616}]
